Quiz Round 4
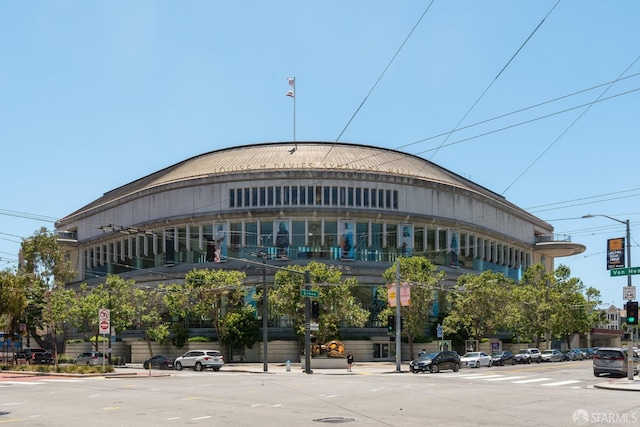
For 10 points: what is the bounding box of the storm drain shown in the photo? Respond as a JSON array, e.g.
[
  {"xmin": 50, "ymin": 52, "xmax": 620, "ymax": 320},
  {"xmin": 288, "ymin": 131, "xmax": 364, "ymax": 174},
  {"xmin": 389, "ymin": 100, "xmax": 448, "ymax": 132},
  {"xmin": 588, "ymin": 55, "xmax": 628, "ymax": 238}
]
[{"xmin": 313, "ymin": 417, "xmax": 357, "ymax": 423}]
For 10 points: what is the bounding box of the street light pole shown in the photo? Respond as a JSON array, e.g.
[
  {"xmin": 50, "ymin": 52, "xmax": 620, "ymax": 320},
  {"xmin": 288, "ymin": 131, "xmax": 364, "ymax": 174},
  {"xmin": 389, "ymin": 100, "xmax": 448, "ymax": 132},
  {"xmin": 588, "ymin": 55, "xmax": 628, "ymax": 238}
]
[{"xmin": 582, "ymin": 214, "xmax": 633, "ymax": 380}]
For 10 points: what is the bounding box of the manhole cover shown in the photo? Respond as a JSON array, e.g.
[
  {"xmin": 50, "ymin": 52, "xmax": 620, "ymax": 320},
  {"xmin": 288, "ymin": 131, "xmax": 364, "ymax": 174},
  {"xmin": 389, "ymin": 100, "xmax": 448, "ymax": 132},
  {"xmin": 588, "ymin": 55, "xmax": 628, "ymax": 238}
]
[{"xmin": 313, "ymin": 417, "xmax": 357, "ymax": 423}]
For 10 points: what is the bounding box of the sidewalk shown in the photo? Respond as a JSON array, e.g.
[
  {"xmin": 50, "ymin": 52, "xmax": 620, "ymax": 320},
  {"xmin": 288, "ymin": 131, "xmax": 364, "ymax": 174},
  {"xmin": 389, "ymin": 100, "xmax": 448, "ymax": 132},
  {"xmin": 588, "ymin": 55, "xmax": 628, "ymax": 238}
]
[
  {"xmin": 593, "ymin": 377, "xmax": 640, "ymax": 392},
  {"xmin": 120, "ymin": 361, "xmax": 405, "ymax": 376}
]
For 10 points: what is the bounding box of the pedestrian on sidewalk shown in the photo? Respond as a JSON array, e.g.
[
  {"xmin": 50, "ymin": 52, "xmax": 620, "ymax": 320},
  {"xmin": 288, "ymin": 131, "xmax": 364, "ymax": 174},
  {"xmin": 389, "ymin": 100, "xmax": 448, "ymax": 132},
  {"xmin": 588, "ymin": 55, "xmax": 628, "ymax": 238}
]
[{"xmin": 347, "ymin": 352, "xmax": 354, "ymax": 372}]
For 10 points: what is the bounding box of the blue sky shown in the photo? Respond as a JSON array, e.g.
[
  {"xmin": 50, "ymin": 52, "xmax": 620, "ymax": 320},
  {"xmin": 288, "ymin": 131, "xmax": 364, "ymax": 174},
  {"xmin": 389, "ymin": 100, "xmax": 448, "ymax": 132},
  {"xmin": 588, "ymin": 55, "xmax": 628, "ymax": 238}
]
[{"xmin": 1, "ymin": 1, "xmax": 639, "ymax": 310}]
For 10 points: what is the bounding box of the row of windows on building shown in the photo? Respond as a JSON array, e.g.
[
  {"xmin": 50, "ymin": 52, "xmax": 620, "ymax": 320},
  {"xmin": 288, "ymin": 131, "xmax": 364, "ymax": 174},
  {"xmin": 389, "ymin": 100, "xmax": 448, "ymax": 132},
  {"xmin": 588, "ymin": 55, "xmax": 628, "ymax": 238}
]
[
  {"xmin": 82, "ymin": 219, "xmax": 532, "ymax": 279},
  {"xmin": 229, "ymin": 186, "xmax": 399, "ymax": 209}
]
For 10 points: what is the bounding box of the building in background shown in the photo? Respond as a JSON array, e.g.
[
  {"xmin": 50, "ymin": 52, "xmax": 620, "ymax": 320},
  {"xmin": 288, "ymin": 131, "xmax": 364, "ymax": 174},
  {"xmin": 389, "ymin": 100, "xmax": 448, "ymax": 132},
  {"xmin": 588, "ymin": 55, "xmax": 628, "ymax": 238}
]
[{"xmin": 55, "ymin": 142, "xmax": 585, "ymax": 337}]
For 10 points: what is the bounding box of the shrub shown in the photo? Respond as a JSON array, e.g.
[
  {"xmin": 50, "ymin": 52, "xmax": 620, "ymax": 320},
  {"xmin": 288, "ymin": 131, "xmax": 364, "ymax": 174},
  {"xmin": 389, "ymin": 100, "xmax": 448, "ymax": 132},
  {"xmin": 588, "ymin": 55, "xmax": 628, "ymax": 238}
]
[
  {"xmin": 66, "ymin": 338, "xmax": 86, "ymax": 344},
  {"xmin": 188, "ymin": 336, "xmax": 211, "ymax": 343}
]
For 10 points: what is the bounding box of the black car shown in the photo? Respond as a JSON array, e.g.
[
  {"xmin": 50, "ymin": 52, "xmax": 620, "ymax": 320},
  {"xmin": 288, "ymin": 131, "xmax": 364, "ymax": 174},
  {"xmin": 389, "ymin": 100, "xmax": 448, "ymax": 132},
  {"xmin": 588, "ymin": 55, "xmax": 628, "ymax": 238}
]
[
  {"xmin": 489, "ymin": 350, "xmax": 513, "ymax": 366},
  {"xmin": 16, "ymin": 348, "xmax": 53, "ymax": 365},
  {"xmin": 143, "ymin": 354, "xmax": 174, "ymax": 370},
  {"xmin": 409, "ymin": 351, "xmax": 460, "ymax": 373}
]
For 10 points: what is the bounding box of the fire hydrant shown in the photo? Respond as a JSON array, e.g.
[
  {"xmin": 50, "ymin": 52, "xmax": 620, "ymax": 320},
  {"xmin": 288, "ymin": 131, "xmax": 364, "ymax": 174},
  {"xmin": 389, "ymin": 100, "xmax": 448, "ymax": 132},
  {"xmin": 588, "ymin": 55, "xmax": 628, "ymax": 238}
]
[{"xmin": 286, "ymin": 360, "xmax": 291, "ymax": 372}]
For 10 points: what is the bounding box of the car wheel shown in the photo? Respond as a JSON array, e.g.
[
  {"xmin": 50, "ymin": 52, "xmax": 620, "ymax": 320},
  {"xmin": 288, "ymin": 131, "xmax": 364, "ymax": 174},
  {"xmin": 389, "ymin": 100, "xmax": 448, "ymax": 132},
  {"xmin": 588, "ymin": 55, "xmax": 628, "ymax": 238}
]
[
  {"xmin": 86, "ymin": 362, "xmax": 91, "ymax": 366},
  {"xmin": 536, "ymin": 358, "xmax": 541, "ymax": 363},
  {"xmin": 213, "ymin": 367, "xmax": 220, "ymax": 372},
  {"xmin": 453, "ymin": 363, "xmax": 459, "ymax": 372},
  {"xmin": 488, "ymin": 360, "xmax": 492, "ymax": 367},
  {"xmin": 527, "ymin": 358, "xmax": 531, "ymax": 364},
  {"xmin": 175, "ymin": 362, "xmax": 183, "ymax": 371},
  {"xmin": 143, "ymin": 362, "xmax": 149, "ymax": 369},
  {"xmin": 594, "ymin": 372, "xmax": 600, "ymax": 377},
  {"xmin": 194, "ymin": 362, "xmax": 203, "ymax": 371},
  {"xmin": 430, "ymin": 365, "xmax": 440, "ymax": 373}
]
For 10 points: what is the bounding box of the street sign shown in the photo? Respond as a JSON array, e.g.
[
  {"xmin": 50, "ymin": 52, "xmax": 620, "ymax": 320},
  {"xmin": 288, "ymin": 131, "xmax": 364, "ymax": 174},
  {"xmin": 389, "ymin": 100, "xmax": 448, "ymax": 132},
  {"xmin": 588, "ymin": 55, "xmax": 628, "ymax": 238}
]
[
  {"xmin": 300, "ymin": 289, "xmax": 319, "ymax": 298},
  {"xmin": 310, "ymin": 322, "xmax": 319, "ymax": 331},
  {"xmin": 611, "ymin": 267, "xmax": 640, "ymax": 277},
  {"xmin": 99, "ymin": 320, "xmax": 110, "ymax": 335},
  {"xmin": 623, "ymin": 286, "xmax": 636, "ymax": 301},
  {"xmin": 436, "ymin": 325, "xmax": 443, "ymax": 338},
  {"xmin": 99, "ymin": 309, "xmax": 110, "ymax": 335}
]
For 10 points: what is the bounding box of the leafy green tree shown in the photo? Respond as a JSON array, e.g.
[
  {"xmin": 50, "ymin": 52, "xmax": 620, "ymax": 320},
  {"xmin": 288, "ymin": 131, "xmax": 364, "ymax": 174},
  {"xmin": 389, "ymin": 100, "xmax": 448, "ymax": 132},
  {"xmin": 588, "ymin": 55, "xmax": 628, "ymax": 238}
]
[
  {"xmin": 0, "ymin": 270, "xmax": 27, "ymax": 339},
  {"xmin": 130, "ymin": 287, "xmax": 170, "ymax": 357},
  {"xmin": 18, "ymin": 227, "xmax": 76, "ymax": 346},
  {"xmin": 219, "ymin": 306, "xmax": 260, "ymax": 351},
  {"xmin": 549, "ymin": 265, "xmax": 603, "ymax": 347},
  {"xmin": 42, "ymin": 286, "xmax": 76, "ymax": 365},
  {"xmin": 184, "ymin": 268, "xmax": 247, "ymax": 346},
  {"xmin": 75, "ymin": 275, "xmax": 141, "ymax": 350},
  {"xmin": 269, "ymin": 261, "xmax": 369, "ymax": 346},
  {"xmin": 511, "ymin": 264, "xmax": 554, "ymax": 348},
  {"xmin": 381, "ymin": 257, "xmax": 445, "ymax": 358},
  {"xmin": 443, "ymin": 270, "xmax": 514, "ymax": 345}
]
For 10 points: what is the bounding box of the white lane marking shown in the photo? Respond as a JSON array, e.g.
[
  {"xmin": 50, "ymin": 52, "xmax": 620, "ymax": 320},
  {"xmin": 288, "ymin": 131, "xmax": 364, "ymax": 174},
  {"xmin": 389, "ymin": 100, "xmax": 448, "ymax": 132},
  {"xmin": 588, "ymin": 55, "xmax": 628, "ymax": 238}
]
[
  {"xmin": 541, "ymin": 380, "xmax": 582, "ymax": 387},
  {"xmin": 512, "ymin": 378, "xmax": 552, "ymax": 384},
  {"xmin": 167, "ymin": 417, "xmax": 181, "ymax": 420},
  {"xmin": 2, "ymin": 381, "xmax": 41, "ymax": 385},
  {"xmin": 464, "ymin": 374, "xmax": 504, "ymax": 379},
  {"xmin": 192, "ymin": 416, "xmax": 212, "ymax": 420},
  {"xmin": 484, "ymin": 376, "xmax": 527, "ymax": 381}
]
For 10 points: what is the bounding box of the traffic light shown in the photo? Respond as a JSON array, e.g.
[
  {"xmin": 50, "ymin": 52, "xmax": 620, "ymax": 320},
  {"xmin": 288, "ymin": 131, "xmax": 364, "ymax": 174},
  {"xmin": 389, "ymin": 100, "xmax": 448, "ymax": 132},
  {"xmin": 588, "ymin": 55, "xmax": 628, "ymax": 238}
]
[
  {"xmin": 311, "ymin": 301, "xmax": 320, "ymax": 319},
  {"xmin": 387, "ymin": 315, "xmax": 396, "ymax": 332},
  {"xmin": 627, "ymin": 301, "xmax": 638, "ymax": 325}
]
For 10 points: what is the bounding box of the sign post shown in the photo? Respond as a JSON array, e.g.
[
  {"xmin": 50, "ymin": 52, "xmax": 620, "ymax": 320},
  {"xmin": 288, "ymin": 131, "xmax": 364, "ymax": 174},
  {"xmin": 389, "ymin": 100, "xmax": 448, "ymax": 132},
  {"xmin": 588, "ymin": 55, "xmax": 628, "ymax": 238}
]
[{"xmin": 98, "ymin": 309, "xmax": 110, "ymax": 372}]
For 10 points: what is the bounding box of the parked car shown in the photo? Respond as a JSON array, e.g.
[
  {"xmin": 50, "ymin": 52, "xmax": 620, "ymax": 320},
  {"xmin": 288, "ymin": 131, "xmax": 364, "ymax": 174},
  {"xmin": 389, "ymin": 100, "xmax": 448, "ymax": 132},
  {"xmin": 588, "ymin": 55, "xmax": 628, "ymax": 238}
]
[
  {"xmin": 409, "ymin": 351, "xmax": 460, "ymax": 373},
  {"xmin": 593, "ymin": 347, "xmax": 640, "ymax": 377},
  {"xmin": 513, "ymin": 348, "xmax": 542, "ymax": 364},
  {"xmin": 143, "ymin": 354, "xmax": 174, "ymax": 370},
  {"xmin": 541, "ymin": 349, "xmax": 564, "ymax": 362},
  {"xmin": 490, "ymin": 351, "xmax": 513, "ymax": 366},
  {"xmin": 16, "ymin": 348, "xmax": 53, "ymax": 365},
  {"xmin": 174, "ymin": 350, "xmax": 224, "ymax": 371},
  {"xmin": 460, "ymin": 351, "xmax": 492, "ymax": 368},
  {"xmin": 581, "ymin": 348, "xmax": 596, "ymax": 359},
  {"xmin": 567, "ymin": 348, "xmax": 585, "ymax": 361},
  {"xmin": 73, "ymin": 351, "xmax": 106, "ymax": 366}
]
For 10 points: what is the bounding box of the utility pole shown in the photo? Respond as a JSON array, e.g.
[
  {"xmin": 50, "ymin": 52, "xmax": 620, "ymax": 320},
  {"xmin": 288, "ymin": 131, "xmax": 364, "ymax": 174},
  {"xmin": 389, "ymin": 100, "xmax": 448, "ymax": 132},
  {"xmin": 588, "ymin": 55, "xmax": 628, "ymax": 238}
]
[{"xmin": 304, "ymin": 270, "xmax": 312, "ymax": 374}]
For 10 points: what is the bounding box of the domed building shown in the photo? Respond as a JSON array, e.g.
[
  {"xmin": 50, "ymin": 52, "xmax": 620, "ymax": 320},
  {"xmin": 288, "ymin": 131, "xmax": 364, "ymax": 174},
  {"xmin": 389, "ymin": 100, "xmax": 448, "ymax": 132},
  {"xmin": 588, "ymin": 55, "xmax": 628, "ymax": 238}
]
[{"xmin": 55, "ymin": 141, "xmax": 585, "ymax": 355}]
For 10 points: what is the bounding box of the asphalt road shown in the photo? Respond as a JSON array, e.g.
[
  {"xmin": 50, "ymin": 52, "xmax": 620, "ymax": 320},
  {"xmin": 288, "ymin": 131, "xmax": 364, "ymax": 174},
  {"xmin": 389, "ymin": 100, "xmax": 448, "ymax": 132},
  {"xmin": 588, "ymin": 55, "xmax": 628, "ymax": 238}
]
[{"xmin": 1, "ymin": 360, "xmax": 639, "ymax": 426}]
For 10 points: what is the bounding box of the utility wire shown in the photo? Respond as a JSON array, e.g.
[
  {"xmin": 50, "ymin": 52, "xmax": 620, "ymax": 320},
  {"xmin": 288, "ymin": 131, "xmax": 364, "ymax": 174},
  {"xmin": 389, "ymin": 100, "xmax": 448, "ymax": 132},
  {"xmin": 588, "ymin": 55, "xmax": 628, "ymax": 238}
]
[
  {"xmin": 501, "ymin": 53, "xmax": 640, "ymax": 195},
  {"xmin": 428, "ymin": 0, "xmax": 561, "ymax": 161},
  {"xmin": 334, "ymin": 1, "xmax": 436, "ymax": 144}
]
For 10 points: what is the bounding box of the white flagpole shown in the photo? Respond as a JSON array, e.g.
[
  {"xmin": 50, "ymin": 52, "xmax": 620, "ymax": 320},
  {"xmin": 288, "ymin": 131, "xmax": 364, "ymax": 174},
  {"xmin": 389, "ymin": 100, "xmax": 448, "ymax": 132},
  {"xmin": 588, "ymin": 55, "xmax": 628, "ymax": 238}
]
[{"xmin": 291, "ymin": 77, "xmax": 296, "ymax": 143}]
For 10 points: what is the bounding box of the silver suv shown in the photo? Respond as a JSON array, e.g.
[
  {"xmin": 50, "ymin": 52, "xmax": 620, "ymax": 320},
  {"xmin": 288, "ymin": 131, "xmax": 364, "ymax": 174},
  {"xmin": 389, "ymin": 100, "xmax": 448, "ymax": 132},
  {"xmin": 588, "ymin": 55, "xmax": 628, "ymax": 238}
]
[
  {"xmin": 73, "ymin": 351, "xmax": 106, "ymax": 366},
  {"xmin": 593, "ymin": 347, "xmax": 639, "ymax": 377},
  {"xmin": 513, "ymin": 348, "xmax": 542, "ymax": 364}
]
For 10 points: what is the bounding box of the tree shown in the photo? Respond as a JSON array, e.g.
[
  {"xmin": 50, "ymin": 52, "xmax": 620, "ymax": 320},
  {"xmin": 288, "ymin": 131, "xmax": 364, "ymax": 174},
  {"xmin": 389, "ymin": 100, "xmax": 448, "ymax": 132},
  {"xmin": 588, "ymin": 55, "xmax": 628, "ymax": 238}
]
[
  {"xmin": 443, "ymin": 270, "xmax": 514, "ymax": 345},
  {"xmin": 184, "ymin": 268, "xmax": 247, "ymax": 348},
  {"xmin": 130, "ymin": 287, "xmax": 170, "ymax": 358},
  {"xmin": 381, "ymin": 257, "xmax": 446, "ymax": 359},
  {"xmin": 511, "ymin": 264, "xmax": 554, "ymax": 348},
  {"xmin": 0, "ymin": 269, "xmax": 27, "ymax": 341},
  {"xmin": 75, "ymin": 275, "xmax": 141, "ymax": 350},
  {"xmin": 269, "ymin": 261, "xmax": 369, "ymax": 346},
  {"xmin": 41, "ymin": 286, "xmax": 76, "ymax": 365},
  {"xmin": 18, "ymin": 227, "xmax": 76, "ymax": 346},
  {"xmin": 549, "ymin": 265, "xmax": 603, "ymax": 347},
  {"xmin": 219, "ymin": 306, "xmax": 260, "ymax": 352}
]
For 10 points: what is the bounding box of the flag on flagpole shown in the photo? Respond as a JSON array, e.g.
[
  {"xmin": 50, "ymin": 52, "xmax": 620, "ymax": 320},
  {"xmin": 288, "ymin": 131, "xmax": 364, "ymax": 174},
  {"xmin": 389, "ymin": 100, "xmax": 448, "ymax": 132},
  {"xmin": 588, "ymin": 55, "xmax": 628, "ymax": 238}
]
[{"xmin": 286, "ymin": 77, "xmax": 295, "ymax": 97}]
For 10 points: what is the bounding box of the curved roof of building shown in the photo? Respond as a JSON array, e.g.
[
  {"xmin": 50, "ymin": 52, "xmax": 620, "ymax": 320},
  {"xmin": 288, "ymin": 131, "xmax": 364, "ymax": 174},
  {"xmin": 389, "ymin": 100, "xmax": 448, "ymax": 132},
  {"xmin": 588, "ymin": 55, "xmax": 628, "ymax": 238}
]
[{"xmin": 58, "ymin": 141, "xmax": 537, "ymax": 224}]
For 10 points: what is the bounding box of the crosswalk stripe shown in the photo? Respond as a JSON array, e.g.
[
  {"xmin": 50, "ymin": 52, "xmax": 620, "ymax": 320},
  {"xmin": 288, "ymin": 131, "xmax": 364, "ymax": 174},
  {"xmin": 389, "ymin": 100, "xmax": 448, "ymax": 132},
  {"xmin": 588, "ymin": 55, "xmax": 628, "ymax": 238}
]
[
  {"xmin": 484, "ymin": 376, "xmax": 526, "ymax": 381},
  {"xmin": 512, "ymin": 378, "xmax": 552, "ymax": 384},
  {"xmin": 541, "ymin": 380, "xmax": 582, "ymax": 387}
]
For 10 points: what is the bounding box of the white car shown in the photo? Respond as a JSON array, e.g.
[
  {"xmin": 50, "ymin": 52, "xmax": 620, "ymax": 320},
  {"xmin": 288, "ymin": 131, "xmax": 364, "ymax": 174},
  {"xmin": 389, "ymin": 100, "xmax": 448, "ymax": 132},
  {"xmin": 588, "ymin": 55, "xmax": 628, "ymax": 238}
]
[
  {"xmin": 174, "ymin": 350, "xmax": 224, "ymax": 371},
  {"xmin": 460, "ymin": 351, "xmax": 492, "ymax": 368}
]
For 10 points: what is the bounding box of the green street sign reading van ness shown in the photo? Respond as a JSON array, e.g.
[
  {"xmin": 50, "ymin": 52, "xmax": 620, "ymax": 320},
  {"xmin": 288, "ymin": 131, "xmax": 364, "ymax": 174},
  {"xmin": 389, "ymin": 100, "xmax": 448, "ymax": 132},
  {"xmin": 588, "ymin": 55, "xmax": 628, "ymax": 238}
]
[
  {"xmin": 611, "ymin": 267, "xmax": 640, "ymax": 277},
  {"xmin": 300, "ymin": 289, "xmax": 319, "ymax": 298}
]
